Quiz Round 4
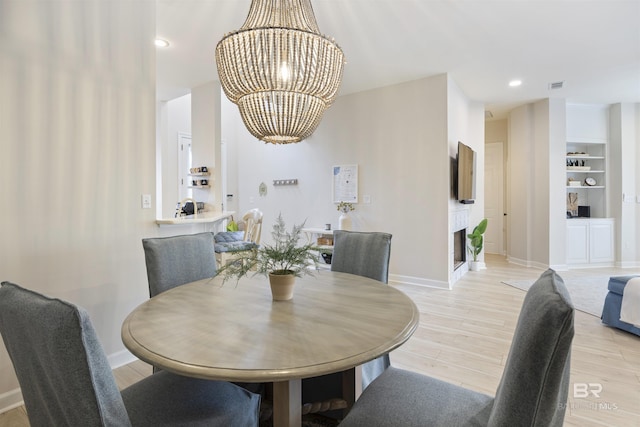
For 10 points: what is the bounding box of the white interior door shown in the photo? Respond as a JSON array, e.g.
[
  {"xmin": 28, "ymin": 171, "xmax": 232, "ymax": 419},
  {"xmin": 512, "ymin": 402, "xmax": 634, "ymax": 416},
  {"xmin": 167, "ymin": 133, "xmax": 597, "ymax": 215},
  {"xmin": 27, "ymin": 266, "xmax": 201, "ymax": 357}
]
[
  {"xmin": 485, "ymin": 142, "xmax": 505, "ymax": 255},
  {"xmin": 178, "ymin": 133, "xmax": 192, "ymax": 202}
]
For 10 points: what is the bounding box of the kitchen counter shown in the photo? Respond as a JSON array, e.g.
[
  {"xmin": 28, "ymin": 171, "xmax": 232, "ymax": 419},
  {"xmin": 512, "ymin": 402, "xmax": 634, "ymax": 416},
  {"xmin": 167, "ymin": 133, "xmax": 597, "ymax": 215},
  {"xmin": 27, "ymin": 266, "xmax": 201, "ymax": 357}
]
[{"xmin": 155, "ymin": 210, "xmax": 234, "ymax": 226}]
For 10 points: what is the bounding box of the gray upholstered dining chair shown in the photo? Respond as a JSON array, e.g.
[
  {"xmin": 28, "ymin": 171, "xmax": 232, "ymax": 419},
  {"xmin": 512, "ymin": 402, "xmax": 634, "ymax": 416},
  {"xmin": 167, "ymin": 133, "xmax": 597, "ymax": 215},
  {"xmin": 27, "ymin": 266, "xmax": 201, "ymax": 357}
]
[
  {"xmin": 339, "ymin": 268, "xmax": 575, "ymax": 427},
  {"xmin": 301, "ymin": 230, "xmax": 392, "ymax": 419},
  {"xmin": 142, "ymin": 232, "xmax": 217, "ymax": 298},
  {"xmin": 142, "ymin": 231, "xmax": 266, "ymax": 395},
  {"xmin": 0, "ymin": 282, "xmax": 261, "ymax": 427}
]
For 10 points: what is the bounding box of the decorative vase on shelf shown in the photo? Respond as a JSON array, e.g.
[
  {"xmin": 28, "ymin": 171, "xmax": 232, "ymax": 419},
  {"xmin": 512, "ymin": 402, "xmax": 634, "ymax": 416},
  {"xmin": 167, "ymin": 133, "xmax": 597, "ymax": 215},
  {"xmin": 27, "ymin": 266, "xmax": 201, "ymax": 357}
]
[{"xmin": 338, "ymin": 213, "xmax": 352, "ymax": 231}]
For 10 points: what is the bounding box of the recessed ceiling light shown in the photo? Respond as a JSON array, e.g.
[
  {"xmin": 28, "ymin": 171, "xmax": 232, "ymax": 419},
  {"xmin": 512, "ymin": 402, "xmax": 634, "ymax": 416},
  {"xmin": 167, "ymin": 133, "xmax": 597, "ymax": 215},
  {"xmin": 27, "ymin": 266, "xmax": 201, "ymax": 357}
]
[
  {"xmin": 155, "ymin": 38, "xmax": 170, "ymax": 48},
  {"xmin": 509, "ymin": 80, "xmax": 522, "ymax": 87}
]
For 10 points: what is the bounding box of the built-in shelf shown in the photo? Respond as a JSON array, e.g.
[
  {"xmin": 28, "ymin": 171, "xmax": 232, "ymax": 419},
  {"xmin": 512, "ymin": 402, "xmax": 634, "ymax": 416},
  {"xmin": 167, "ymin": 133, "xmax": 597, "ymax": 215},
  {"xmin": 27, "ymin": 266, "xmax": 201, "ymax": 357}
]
[
  {"xmin": 566, "ymin": 141, "xmax": 607, "ymax": 219},
  {"xmin": 187, "ymin": 169, "xmax": 211, "ymax": 189}
]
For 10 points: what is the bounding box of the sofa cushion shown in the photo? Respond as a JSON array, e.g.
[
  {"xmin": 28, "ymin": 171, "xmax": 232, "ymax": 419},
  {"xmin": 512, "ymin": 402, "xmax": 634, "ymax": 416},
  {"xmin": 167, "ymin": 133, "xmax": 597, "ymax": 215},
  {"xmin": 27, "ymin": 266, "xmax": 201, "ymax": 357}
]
[
  {"xmin": 214, "ymin": 231, "xmax": 245, "ymax": 243},
  {"xmin": 608, "ymin": 275, "xmax": 640, "ymax": 295},
  {"xmin": 214, "ymin": 241, "xmax": 258, "ymax": 253}
]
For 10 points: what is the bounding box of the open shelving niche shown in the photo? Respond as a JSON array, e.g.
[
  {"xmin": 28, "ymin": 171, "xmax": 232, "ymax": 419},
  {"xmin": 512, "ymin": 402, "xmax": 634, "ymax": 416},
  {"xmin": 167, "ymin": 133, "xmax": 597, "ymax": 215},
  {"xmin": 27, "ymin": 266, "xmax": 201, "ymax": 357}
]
[
  {"xmin": 188, "ymin": 171, "xmax": 212, "ymax": 189},
  {"xmin": 566, "ymin": 140, "xmax": 607, "ymax": 219},
  {"xmin": 302, "ymin": 227, "xmax": 334, "ymax": 270}
]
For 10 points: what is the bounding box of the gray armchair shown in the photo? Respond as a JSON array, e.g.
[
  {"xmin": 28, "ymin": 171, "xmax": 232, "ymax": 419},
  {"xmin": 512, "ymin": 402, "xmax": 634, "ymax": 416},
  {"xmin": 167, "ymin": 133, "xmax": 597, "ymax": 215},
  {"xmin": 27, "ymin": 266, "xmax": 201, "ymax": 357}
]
[
  {"xmin": 339, "ymin": 269, "xmax": 575, "ymax": 427},
  {"xmin": 302, "ymin": 230, "xmax": 392, "ymax": 418},
  {"xmin": 0, "ymin": 282, "xmax": 261, "ymax": 427},
  {"xmin": 142, "ymin": 232, "xmax": 217, "ymax": 297}
]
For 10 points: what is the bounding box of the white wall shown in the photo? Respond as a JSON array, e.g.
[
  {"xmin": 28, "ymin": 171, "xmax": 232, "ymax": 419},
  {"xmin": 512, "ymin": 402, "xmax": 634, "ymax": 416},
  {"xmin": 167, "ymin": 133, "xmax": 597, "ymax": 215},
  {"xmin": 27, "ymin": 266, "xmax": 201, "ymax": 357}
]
[
  {"xmin": 192, "ymin": 81, "xmax": 222, "ymax": 210},
  {"xmin": 224, "ymin": 73, "xmax": 482, "ymax": 288},
  {"xmin": 610, "ymin": 103, "xmax": 639, "ymax": 267},
  {"xmin": 507, "ymin": 104, "xmax": 534, "ymax": 265},
  {"xmin": 485, "ymin": 119, "xmax": 508, "ymax": 144},
  {"xmin": 636, "ymin": 106, "xmax": 640, "ymax": 264},
  {"xmin": 508, "ymin": 100, "xmax": 566, "ymax": 269},
  {"xmin": 548, "ymin": 99, "xmax": 567, "ymax": 269},
  {"xmin": 0, "ymin": 0, "xmax": 156, "ymax": 409}
]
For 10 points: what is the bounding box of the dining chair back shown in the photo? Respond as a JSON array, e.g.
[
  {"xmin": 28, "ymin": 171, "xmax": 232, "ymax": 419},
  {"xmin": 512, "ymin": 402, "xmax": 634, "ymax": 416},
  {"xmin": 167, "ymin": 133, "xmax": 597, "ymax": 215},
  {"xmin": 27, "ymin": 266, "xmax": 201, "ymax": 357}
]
[
  {"xmin": 0, "ymin": 281, "xmax": 261, "ymax": 427},
  {"xmin": 339, "ymin": 269, "xmax": 575, "ymax": 427},
  {"xmin": 242, "ymin": 208, "xmax": 263, "ymax": 245},
  {"xmin": 331, "ymin": 230, "xmax": 393, "ymax": 387},
  {"xmin": 142, "ymin": 232, "xmax": 217, "ymax": 297},
  {"xmin": 331, "ymin": 230, "xmax": 392, "ymax": 284},
  {"xmin": 488, "ymin": 269, "xmax": 574, "ymax": 425},
  {"xmin": 302, "ymin": 230, "xmax": 393, "ymax": 420}
]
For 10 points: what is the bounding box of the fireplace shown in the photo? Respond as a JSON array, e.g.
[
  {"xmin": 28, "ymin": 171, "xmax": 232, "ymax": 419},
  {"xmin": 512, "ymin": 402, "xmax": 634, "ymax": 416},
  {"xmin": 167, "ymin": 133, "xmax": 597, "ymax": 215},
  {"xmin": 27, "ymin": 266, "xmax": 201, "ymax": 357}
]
[
  {"xmin": 453, "ymin": 229, "xmax": 466, "ymax": 271},
  {"xmin": 450, "ymin": 208, "xmax": 469, "ymax": 285}
]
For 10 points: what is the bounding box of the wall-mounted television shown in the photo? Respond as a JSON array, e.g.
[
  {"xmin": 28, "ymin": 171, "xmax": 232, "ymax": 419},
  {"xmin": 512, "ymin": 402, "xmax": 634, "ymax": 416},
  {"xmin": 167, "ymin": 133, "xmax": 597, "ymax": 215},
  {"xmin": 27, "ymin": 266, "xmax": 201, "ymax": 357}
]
[{"xmin": 457, "ymin": 141, "xmax": 476, "ymax": 204}]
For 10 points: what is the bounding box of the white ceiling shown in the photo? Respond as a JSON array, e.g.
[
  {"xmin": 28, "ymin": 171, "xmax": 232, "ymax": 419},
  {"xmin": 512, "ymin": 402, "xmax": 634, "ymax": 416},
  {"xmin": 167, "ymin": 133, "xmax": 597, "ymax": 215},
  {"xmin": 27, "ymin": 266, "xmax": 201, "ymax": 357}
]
[{"xmin": 156, "ymin": 0, "xmax": 640, "ymax": 120}]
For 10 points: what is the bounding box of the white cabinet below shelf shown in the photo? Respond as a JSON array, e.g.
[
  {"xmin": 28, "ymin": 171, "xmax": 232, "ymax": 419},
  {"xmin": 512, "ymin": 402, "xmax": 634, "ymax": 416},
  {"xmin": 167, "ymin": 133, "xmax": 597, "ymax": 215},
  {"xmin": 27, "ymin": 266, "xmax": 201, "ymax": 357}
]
[{"xmin": 566, "ymin": 218, "xmax": 614, "ymax": 266}]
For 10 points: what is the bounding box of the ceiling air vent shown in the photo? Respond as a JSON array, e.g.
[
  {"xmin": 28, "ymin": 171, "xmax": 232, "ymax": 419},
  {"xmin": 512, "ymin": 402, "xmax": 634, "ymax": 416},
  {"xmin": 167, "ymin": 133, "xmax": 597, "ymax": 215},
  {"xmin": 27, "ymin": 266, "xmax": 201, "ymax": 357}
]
[{"xmin": 548, "ymin": 81, "xmax": 564, "ymax": 90}]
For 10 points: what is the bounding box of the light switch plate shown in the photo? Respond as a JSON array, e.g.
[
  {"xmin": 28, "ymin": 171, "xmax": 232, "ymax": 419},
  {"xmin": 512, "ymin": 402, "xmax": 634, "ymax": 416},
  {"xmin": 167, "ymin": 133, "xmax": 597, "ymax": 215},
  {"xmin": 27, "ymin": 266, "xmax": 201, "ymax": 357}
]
[{"xmin": 142, "ymin": 194, "xmax": 152, "ymax": 209}]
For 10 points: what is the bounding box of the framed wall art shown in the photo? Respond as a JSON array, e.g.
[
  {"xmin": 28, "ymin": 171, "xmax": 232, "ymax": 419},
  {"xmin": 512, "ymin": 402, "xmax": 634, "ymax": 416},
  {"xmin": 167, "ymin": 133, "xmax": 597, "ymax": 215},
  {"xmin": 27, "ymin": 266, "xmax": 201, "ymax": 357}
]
[{"xmin": 332, "ymin": 164, "xmax": 358, "ymax": 203}]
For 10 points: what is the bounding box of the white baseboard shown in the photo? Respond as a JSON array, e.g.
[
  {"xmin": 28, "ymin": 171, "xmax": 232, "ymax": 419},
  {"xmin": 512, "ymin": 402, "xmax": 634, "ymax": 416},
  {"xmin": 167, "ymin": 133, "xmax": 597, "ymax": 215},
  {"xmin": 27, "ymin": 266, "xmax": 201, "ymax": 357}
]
[
  {"xmin": 389, "ymin": 274, "xmax": 450, "ymax": 290},
  {"xmin": 108, "ymin": 348, "xmax": 138, "ymax": 369},
  {"xmin": 617, "ymin": 261, "xmax": 640, "ymax": 269},
  {"xmin": 507, "ymin": 256, "xmax": 548, "ymax": 270},
  {"xmin": 0, "ymin": 388, "xmax": 23, "ymax": 415}
]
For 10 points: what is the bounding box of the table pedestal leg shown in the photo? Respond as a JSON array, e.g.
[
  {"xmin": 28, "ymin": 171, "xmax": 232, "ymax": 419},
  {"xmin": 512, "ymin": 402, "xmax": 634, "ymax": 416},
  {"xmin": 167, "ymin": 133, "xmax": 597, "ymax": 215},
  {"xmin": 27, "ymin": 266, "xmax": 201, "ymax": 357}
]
[
  {"xmin": 342, "ymin": 365, "xmax": 362, "ymax": 416},
  {"xmin": 273, "ymin": 379, "xmax": 301, "ymax": 427}
]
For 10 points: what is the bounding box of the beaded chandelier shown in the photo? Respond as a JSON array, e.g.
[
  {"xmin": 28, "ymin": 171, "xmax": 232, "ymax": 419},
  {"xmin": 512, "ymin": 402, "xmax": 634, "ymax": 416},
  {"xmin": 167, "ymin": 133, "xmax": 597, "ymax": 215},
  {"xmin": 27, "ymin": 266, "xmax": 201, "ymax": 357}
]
[{"xmin": 215, "ymin": 0, "xmax": 345, "ymax": 144}]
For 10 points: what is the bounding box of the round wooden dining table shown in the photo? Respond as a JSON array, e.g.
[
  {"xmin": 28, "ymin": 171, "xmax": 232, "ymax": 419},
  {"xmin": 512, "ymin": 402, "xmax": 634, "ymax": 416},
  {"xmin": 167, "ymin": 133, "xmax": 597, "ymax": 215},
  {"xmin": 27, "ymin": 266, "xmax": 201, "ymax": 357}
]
[{"xmin": 122, "ymin": 270, "xmax": 419, "ymax": 427}]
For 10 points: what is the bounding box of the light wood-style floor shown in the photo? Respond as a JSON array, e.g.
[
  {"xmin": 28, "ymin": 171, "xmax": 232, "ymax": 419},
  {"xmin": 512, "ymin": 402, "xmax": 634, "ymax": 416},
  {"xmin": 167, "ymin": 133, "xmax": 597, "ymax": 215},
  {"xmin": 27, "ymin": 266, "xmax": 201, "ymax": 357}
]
[{"xmin": 1, "ymin": 255, "xmax": 638, "ymax": 426}]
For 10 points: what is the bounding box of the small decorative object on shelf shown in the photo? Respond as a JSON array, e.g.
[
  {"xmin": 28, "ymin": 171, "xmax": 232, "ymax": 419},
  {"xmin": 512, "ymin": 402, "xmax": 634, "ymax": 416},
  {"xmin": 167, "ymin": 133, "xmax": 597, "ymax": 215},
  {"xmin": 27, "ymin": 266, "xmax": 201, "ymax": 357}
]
[
  {"xmin": 189, "ymin": 166, "xmax": 211, "ymax": 176},
  {"xmin": 336, "ymin": 201, "xmax": 354, "ymax": 231},
  {"xmin": 584, "ymin": 177, "xmax": 596, "ymax": 186},
  {"xmin": 567, "ymin": 193, "xmax": 578, "ymax": 217}
]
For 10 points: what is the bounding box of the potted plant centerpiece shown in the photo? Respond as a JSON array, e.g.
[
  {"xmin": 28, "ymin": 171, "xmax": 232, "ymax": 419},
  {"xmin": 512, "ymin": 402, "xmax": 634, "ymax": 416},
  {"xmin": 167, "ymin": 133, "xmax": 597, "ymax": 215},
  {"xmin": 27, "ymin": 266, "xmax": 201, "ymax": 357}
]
[
  {"xmin": 217, "ymin": 214, "xmax": 319, "ymax": 300},
  {"xmin": 467, "ymin": 218, "xmax": 488, "ymax": 271}
]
